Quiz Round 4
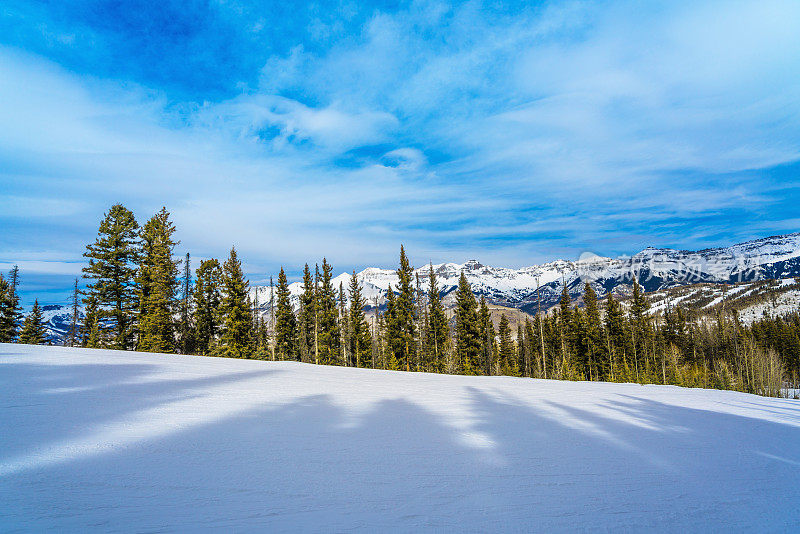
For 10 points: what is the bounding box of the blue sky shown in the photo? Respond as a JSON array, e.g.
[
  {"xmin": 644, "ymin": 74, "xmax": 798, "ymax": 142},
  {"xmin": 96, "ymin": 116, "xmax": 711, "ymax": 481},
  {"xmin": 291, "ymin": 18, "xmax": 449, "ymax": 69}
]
[{"xmin": 2, "ymin": 0, "xmax": 800, "ymax": 304}]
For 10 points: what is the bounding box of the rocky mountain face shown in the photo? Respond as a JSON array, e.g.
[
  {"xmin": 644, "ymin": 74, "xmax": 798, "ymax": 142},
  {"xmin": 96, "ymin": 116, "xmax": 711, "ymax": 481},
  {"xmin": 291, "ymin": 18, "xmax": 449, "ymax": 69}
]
[{"xmin": 251, "ymin": 232, "xmax": 800, "ymax": 315}]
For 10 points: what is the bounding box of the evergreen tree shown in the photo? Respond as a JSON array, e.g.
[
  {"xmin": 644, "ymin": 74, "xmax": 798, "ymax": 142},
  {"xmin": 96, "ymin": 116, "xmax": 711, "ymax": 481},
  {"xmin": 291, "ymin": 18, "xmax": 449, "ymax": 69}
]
[
  {"xmin": 498, "ymin": 314, "xmax": 517, "ymax": 375},
  {"xmin": 392, "ymin": 246, "xmax": 416, "ymax": 371},
  {"xmin": 339, "ymin": 282, "xmax": 349, "ymax": 365},
  {"xmin": 7, "ymin": 265, "xmax": 23, "ymax": 341},
  {"xmin": 384, "ymin": 284, "xmax": 400, "ymax": 370},
  {"xmin": 274, "ymin": 267, "xmax": 298, "ymax": 360},
  {"xmin": 0, "ymin": 274, "xmax": 17, "ymax": 343},
  {"xmin": 66, "ymin": 278, "xmax": 81, "ymax": 347},
  {"xmin": 316, "ymin": 259, "xmax": 340, "ymax": 365},
  {"xmin": 178, "ymin": 252, "xmax": 195, "ymax": 354},
  {"xmin": 193, "ymin": 259, "xmax": 222, "ymax": 355},
  {"xmin": 604, "ymin": 293, "xmax": 626, "ymax": 381},
  {"xmin": 82, "ymin": 204, "xmax": 140, "ymax": 349},
  {"xmin": 348, "ymin": 270, "xmax": 372, "ymax": 368},
  {"xmin": 478, "ymin": 296, "xmax": 494, "ymax": 375},
  {"xmin": 425, "ymin": 264, "xmax": 448, "ymax": 373},
  {"xmin": 83, "ymin": 297, "xmax": 101, "ymax": 349},
  {"xmin": 19, "ymin": 299, "xmax": 47, "ymax": 345},
  {"xmin": 137, "ymin": 207, "xmax": 180, "ymax": 353},
  {"xmin": 297, "ymin": 264, "xmax": 316, "ymax": 363},
  {"xmin": 218, "ymin": 247, "xmax": 252, "ymax": 358},
  {"xmin": 583, "ymin": 282, "xmax": 602, "ymax": 380},
  {"xmin": 454, "ymin": 273, "xmax": 481, "ymax": 374}
]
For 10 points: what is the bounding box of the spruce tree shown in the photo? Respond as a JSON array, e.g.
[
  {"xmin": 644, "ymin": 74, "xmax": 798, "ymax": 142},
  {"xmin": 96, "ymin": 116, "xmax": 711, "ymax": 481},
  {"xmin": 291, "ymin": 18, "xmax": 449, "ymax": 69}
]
[
  {"xmin": 178, "ymin": 252, "xmax": 195, "ymax": 354},
  {"xmin": 0, "ymin": 274, "xmax": 17, "ymax": 343},
  {"xmin": 19, "ymin": 299, "xmax": 47, "ymax": 345},
  {"xmin": 604, "ymin": 293, "xmax": 626, "ymax": 381},
  {"xmin": 384, "ymin": 286, "xmax": 400, "ymax": 370},
  {"xmin": 297, "ymin": 264, "xmax": 316, "ymax": 363},
  {"xmin": 498, "ymin": 314, "xmax": 517, "ymax": 376},
  {"xmin": 478, "ymin": 296, "xmax": 494, "ymax": 375},
  {"xmin": 136, "ymin": 207, "xmax": 180, "ymax": 353},
  {"xmin": 274, "ymin": 267, "xmax": 298, "ymax": 360},
  {"xmin": 425, "ymin": 264, "xmax": 448, "ymax": 373},
  {"xmin": 454, "ymin": 273, "xmax": 481, "ymax": 374},
  {"xmin": 218, "ymin": 247, "xmax": 252, "ymax": 358},
  {"xmin": 193, "ymin": 259, "xmax": 222, "ymax": 355},
  {"xmin": 82, "ymin": 204, "xmax": 140, "ymax": 349},
  {"xmin": 81, "ymin": 295, "xmax": 101, "ymax": 348},
  {"xmin": 339, "ymin": 282, "xmax": 349, "ymax": 365},
  {"xmin": 393, "ymin": 246, "xmax": 416, "ymax": 371},
  {"xmin": 583, "ymin": 282, "xmax": 602, "ymax": 380},
  {"xmin": 316, "ymin": 259, "xmax": 339, "ymax": 365},
  {"xmin": 66, "ymin": 278, "xmax": 81, "ymax": 347},
  {"xmin": 7, "ymin": 265, "xmax": 23, "ymax": 341},
  {"xmin": 348, "ymin": 270, "xmax": 372, "ymax": 368}
]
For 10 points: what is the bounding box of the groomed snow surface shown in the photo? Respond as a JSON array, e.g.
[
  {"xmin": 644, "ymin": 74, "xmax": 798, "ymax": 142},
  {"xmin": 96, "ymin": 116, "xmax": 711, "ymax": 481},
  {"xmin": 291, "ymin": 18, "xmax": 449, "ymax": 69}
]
[{"xmin": 2, "ymin": 344, "xmax": 800, "ymax": 532}]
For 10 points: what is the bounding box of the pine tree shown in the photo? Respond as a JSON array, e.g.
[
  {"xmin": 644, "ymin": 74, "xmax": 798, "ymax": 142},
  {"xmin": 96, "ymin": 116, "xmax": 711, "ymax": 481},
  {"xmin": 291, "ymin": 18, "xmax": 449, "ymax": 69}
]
[
  {"xmin": 583, "ymin": 282, "xmax": 602, "ymax": 380},
  {"xmin": 82, "ymin": 204, "xmax": 140, "ymax": 349},
  {"xmin": 66, "ymin": 278, "xmax": 81, "ymax": 347},
  {"xmin": 79, "ymin": 294, "xmax": 101, "ymax": 348},
  {"xmin": 392, "ymin": 246, "xmax": 416, "ymax": 371},
  {"xmin": 274, "ymin": 267, "xmax": 298, "ymax": 360},
  {"xmin": 498, "ymin": 314, "xmax": 517, "ymax": 376},
  {"xmin": 218, "ymin": 247, "xmax": 252, "ymax": 358},
  {"xmin": 19, "ymin": 299, "xmax": 47, "ymax": 345},
  {"xmin": 455, "ymin": 273, "xmax": 481, "ymax": 374},
  {"xmin": 478, "ymin": 296, "xmax": 494, "ymax": 375},
  {"xmin": 425, "ymin": 264, "xmax": 448, "ymax": 373},
  {"xmin": 348, "ymin": 270, "xmax": 373, "ymax": 368},
  {"xmin": 0, "ymin": 274, "xmax": 17, "ymax": 343},
  {"xmin": 137, "ymin": 207, "xmax": 180, "ymax": 353},
  {"xmin": 297, "ymin": 264, "xmax": 316, "ymax": 363},
  {"xmin": 316, "ymin": 259, "xmax": 340, "ymax": 365},
  {"xmin": 193, "ymin": 259, "xmax": 222, "ymax": 355},
  {"xmin": 178, "ymin": 252, "xmax": 195, "ymax": 354},
  {"xmin": 604, "ymin": 292, "xmax": 626, "ymax": 381},
  {"xmin": 7, "ymin": 265, "xmax": 23, "ymax": 341},
  {"xmin": 339, "ymin": 282, "xmax": 349, "ymax": 365}
]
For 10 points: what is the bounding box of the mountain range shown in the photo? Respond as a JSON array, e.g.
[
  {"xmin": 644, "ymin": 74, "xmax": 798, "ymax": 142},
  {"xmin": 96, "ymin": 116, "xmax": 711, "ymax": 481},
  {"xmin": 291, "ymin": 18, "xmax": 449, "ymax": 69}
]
[{"xmin": 30, "ymin": 232, "xmax": 800, "ymax": 343}]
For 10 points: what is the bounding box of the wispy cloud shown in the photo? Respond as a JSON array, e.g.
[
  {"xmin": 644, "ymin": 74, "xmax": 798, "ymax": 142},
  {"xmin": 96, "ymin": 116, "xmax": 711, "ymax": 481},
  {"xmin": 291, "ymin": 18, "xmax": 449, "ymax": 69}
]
[{"xmin": 1, "ymin": 0, "xmax": 799, "ymax": 303}]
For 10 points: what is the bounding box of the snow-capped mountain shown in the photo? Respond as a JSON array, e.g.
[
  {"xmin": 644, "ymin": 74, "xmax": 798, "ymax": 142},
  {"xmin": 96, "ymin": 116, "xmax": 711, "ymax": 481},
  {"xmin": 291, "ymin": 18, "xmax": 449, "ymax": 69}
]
[{"xmin": 250, "ymin": 232, "xmax": 800, "ymax": 315}]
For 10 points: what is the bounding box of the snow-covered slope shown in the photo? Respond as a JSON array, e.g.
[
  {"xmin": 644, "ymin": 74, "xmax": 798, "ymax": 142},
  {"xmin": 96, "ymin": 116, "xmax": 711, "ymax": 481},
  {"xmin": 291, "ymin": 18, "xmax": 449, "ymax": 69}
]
[
  {"xmin": 2, "ymin": 344, "xmax": 799, "ymax": 531},
  {"xmin": 250, "ymin": 233, "xmax": 800, "ymax": 315}
]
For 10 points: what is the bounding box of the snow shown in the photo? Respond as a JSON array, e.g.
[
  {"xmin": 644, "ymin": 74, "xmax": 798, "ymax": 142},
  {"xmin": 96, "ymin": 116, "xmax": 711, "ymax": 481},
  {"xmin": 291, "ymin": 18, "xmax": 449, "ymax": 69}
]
[{"xmin": 2, "ymin": 344, "xmax": 800, "ymax": 531}]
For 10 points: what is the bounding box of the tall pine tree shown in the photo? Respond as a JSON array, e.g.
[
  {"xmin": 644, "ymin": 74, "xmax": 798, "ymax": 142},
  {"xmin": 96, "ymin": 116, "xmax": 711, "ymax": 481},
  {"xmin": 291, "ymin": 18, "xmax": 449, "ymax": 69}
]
[
  {"xmin": 425, "ymin": 264, "xmax": 448, "ymax": 373},
  {"xmin": 455, "ymin": 273, "xmax": 481, "ymax": 374},
  {"xmin": 347, "ymin": 270, "xmax": 372, "ymax": 368},
  {"xmin": 218, "ymin": 247, "xmax": 252, "ymax": 358},
  {"xmin": 137, "ymin": 207, "xmax": 180, "ymax": 353},
  {"xmin": 274, "ymin": 267, "xmax": 298, "ymax": 360},
  {"xmin": 82, "ymin": 204, "xmax": 140, "ymax": 349},
  {"xmin": 193, "ymin": 259, "xmax": 222, "ymax": 355},
  {"xmin": 19, "ymin": 299, "xmax": 47, "ymax": 345},
  {"xmin": 316, "ymin": 259, "xmax": 339, "ymax": 365}
]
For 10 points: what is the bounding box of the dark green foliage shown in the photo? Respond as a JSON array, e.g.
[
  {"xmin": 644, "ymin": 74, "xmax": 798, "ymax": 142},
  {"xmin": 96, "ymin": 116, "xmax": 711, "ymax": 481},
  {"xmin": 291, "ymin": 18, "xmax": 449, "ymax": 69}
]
[
  {"xmin": 178, "ymin": 252, "xmax": 195, "ymax": 355},
  {"xmin": 19, "ymin": 299, "xmax": 46, "ymax": 345},
  {"xmin": 454, "ymin": 273, "xmax": 480, "ymax": 374},
  {"xmin": 137, "ymin": 207, "xmax": 180, "ymax": 353},
  {"xmin": 82, "ymin": 204, "xmax": 140, "ymax": 349},
  {"xmin": 218, "ymin": 248, "xmax": 252, "ymax": 358},
  {"xmin": 316, "ymin": 259, "xmax": 339, "ymax": 365},
  {"xmin": 425, "ymin": 264, "xmax": 449, "ymax": 373},
  {"xmin": 478, "ymin": 296, "xmax": 494, "ymax": 375},
  {"xmin": 498, "ymin": 314, "xmax": 517, "ymax": 376},
  {"xmin": 297, "ymin": 264, "xmax": 316, "ymax": 363},
  {"xmin": 66, "ymin": 278, "xmax": 81, "ymax": 347},
  {"xmin": 348, "ymin": 270, "xmax": 372, "ymax": 368},
  {"xmin": 388, "ymin": 246, "xmax": 416, "ymax": 371},
  {"xmin": 193, "ymin": 259, "xmax": 222, "ymax": 355},
  {"xmin": 0, "ymin": 273, "xmax": 19, "ymax": 343},
  {"xmin": 274, "ymin": 267, "xmax": 298, "ymax": 361}
]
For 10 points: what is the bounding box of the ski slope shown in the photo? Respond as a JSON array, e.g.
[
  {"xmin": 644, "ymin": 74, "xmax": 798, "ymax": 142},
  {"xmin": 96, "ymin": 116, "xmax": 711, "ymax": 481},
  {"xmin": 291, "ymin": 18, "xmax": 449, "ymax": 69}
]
[{"xmin": 2, "ymin": 344, "xmax": 800, "ymax": 531}]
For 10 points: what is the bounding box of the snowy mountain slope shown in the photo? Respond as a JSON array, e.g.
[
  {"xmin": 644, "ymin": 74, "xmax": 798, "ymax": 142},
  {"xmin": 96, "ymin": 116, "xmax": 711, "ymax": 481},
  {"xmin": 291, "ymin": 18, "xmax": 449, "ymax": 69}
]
[
  {"xmin": 622, "ymin": 277, "xmax": 800, "ymax": 324},
  {"xmin": 2, "ymin": 344, "xmax": 799, "ymax": 531},
  {"xmin": 250, "ymin": 232, "xmax": 800, "ymax": 315}
]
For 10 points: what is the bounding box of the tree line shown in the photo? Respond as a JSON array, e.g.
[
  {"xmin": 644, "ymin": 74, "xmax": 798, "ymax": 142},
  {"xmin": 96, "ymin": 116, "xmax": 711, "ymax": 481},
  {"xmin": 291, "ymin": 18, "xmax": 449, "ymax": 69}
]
[{"xmin": 2, "ymin": 203, "xmax": 798, "ymax": 397}]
